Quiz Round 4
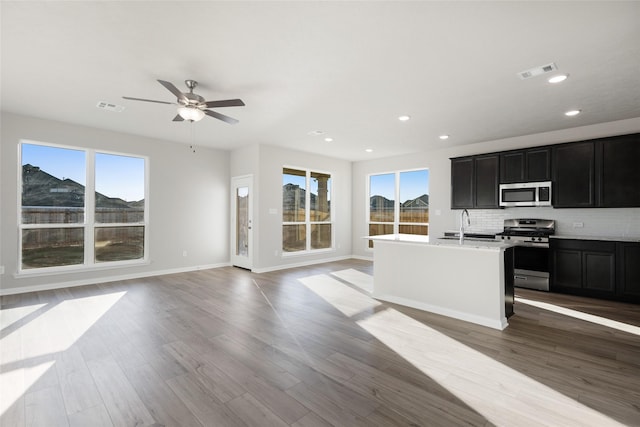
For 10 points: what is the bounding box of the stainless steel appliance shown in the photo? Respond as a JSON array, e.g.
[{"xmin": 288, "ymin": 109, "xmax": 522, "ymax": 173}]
[
  {"xmin": 499, "ymin": 181, "xmax": 552, "ymax": 207},
  {"xmin": 496, "ymin": 218, "xmax": 555, "ymax": 291}
]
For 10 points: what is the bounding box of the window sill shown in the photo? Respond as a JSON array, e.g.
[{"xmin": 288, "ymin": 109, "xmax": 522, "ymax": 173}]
[{"xmin": 14, "ymin": 259, "xmax": 150, "ymax": 279}]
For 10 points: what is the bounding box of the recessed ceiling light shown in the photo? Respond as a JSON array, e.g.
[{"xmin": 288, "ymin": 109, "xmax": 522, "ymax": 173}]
[
  {"xmin": 439, "ymin": 134, "xmax": 449, "ymax": 140},
  {"xmin": 365, "ymin": 148, "xmax": 373, "ymax": 153},
  {"xmin": 565, "ymin": 109, "xmax": 581, "ymax": 117},
  {"xmin": 324, "ymin": 137, "xmax": 333, "ymax": 142},
  {"xmin": 398, "ymin": 115, "xmax": 411, "ymax": 122},
  {"xmin": 548, "ymin": 74, "xmax": 568, "ymax": 84}
]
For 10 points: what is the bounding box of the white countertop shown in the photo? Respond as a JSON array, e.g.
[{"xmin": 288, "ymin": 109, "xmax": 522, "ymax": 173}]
[{"xmin": 366, "ymin": 234, "xmax": 514, "ymax": 250}]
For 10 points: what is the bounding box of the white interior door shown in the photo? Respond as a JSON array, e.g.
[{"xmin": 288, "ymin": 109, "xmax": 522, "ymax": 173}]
[{"xmin": 230, "ymin": 175, "xmax": 253, "ymax": 270}]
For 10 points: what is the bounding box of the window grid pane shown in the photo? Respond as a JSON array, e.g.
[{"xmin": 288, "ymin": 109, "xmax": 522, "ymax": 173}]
[
  {"xmin": 310, "ymin": 172, "xmax": 331, "ymax": 222},
  {"xmin": 21, "ymin": 144, "xmax": 86, "ymax": 224},
  {"xmin": 283, "ymin": 169, "xmax": 306, "ymax": 222},
  {"xmin": 311, "ymin": 224, "xmax": 331, "ymax": 250},
  {"xmin": 283, "ymin": 224, "xmax": 306, "ymax": 252},
  {"xmin": 95, "ymin": 226, "xmax": 145, "ymax": 262},
  {"xmin": 369, "ymin": 173, "xmax": 395, "ymax": 222},
  {"xmin": 21, "ymin": 227, "xmax": 85, "ymax": 269},
  {"xmin": 400, "ymin": 170, "xmax": 429, "ymax": 224},
  {"xmin": 95, "ymin": 153, "xmax": 145, "ymax": 224}
]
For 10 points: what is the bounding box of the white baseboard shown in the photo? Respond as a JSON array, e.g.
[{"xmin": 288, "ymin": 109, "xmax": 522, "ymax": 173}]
[
  {"xmin": 350, "ymin": 254, "xmax": 373, "ymax": 261},
  {"xmin": 0, "ymin": 262, "xmax": 230, "ymax": 296},
  {"xmin": 373, "ymin": 293, "xmax": 508, "ymax": 331},
  {"xmin": 252, "ymin": 255, "xmax": 355, "ymax": 273}
]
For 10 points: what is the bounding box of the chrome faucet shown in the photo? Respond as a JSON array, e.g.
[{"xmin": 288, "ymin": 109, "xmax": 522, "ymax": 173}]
[{"xmin": 460, "ymin": 209, "xmax": 470, "ymax": 244}]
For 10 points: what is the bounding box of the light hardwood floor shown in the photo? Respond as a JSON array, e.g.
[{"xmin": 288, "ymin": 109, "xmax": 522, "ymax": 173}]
[{"xmin": 1, "ymin": 259, "xmax": 639, "ymax": 426}]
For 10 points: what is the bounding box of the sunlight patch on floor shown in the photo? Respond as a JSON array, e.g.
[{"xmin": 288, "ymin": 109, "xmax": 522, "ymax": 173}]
[
  {"xmin": 330, "ymin": 268, "xmax": 374, "ymax": 293},
  {"xmin": 0, "ymin": 303, "xmax": 47, "ymax": 332},
  {"xmin": 356, "ymin": 307, "xmax": 624, "ymax": 426},
  {"xmin": 299, "ymin": 274, "xmax": 380, "ymax": 317},
  {"xmin": 300, "ymin": 272, "xmax": 622, "ymax": 426},
  {"xmin": 0, "ymin": 291, "xmax": 126, "ymax": 416},
  {"xmin": 517, "ymin": 297, "xmax": 640, "ymax": 336}
]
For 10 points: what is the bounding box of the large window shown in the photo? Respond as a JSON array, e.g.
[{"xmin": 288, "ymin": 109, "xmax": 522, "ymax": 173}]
[
  {"xmin": 283, "ymin": 168, "xmax": 332, "ymax": 253},
  {"xmin": 368, "ymin": 169, "xmax": 429, "ymax": 248},
  {"xmin": 20, "ymin": 141, "xmax": 147, "ymax": 271}
]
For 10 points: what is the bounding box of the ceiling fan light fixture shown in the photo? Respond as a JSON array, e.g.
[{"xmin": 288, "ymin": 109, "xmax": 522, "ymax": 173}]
[{"xmin": 178, "ymin": 105, "xmax": 205, "ymax": 122}]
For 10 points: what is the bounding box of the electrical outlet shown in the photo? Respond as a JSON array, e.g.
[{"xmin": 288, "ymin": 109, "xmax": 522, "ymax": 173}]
[
  {"xmin": 182, "ymin": 250, "xmax": 187, "ymax": 257},
  {"xmin": 0, "ymin": 266, "xmax": 4, "ymax": 275},
  {"xmin": 573, "ymin": 222, "xmax": 584, "ymax": 228},
  {"xmin": 274, "ymin": 250, "xmax": 278, "ymax": 256}
]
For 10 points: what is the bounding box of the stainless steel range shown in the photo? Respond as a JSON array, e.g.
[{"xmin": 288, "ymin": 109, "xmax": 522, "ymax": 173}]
[{"xmin": 496, "ymin": 219, "xmax": 555, "ymax": 291}]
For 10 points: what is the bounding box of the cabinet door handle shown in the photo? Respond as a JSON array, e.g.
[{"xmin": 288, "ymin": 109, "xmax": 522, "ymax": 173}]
[{"xmin": 515, "ymin": 275, "xmax": 527, "ymax": 280}]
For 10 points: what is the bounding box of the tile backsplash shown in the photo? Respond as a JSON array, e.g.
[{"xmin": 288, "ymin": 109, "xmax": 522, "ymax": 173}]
[{"xmin": 459, "ymin": 207, "xmax": 640, "ymax": 239}]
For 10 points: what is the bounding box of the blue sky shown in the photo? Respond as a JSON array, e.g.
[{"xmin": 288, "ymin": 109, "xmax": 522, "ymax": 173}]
[
  {"xmin": 22, "ymin": 144, "xmax": 145, "ymax": 201},
  {"xmin": 370, "ymin": 169, "xmax": 429, "ymax": 201}
]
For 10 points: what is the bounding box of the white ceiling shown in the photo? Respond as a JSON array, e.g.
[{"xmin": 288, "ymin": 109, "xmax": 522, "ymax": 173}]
[{"xmin": 2, "ymin": 1, "xmax": 640, "ymax": 161}]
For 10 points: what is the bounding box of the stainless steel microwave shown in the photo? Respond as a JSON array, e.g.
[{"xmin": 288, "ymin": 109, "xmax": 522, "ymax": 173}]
[{"xmin": 499, "ymin": 181, "xmax": 552, "ymax": 207}]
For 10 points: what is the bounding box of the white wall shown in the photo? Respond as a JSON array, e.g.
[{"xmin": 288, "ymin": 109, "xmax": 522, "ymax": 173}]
[
  {"xmin": 352, "ymin": 117, "xmax": 640, "ymax": 259},
  {"xmin": 232, "ymin": 144, "xmax": 352, "ymax": 272},
  {"xmin": 0, "ymin": 113, "xmax": 230, "ymax": 294}
]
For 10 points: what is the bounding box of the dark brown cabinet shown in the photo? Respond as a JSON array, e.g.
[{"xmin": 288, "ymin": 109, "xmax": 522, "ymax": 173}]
[
  {"xmin": 617, "ymin": 243, "xmax": 640, "ymax": 301},
  {"xmin": 551, "ymin": 238, "xmax": 639, "ymax": 303},
  {"xmin": 474, "ymin": 154, "xmax": 500, "ymax": 208},
  {"xmin": 552, "ymin": 141, "xmax": 595, "ymax": 208},
  {"xmin": 597, "ymin": 134, "xmax": 640, "ymax": 207},
  {"xmin": 451, "ymin": 154, "xmax": 499, "ymax": 209},
  {"xmin": 451, "ymin": 132, "xmax": 640, "ymax": 210},
  {"xmin": 500, "ymin": 147, "xmax": 550, "ymax": 183},
  {"xmin": 451, "ymin": 157, "xmax": 474, "ymax": 209}
]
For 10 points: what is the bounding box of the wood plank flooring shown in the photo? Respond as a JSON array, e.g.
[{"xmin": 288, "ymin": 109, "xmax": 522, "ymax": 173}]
[{"xmin": 1, "ymin": 259, "xmax": 639, "ymax": 426}]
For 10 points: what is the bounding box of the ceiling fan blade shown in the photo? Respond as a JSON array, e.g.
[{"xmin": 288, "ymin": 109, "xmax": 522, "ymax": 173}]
[
  {"xmin": 204, "ymin": 99, "xmax": 245, "ymax": 108},
  {"xmin": 172, "ymin": 114, "xmax": 184, "ymax": 122},
  {"xmin": 157, "ymin": 80, "xmax": 188, "ymax": 104},
  {"xmin": 123, "ymin": 96, "xmax": 175, "ymax": 105},
  {"xmin": 204, "ymin": 109, "xmax": 239, "ymax": 124}
]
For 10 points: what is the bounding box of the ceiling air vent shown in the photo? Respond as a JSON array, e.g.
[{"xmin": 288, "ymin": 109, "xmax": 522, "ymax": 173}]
[
  {"xmin": 96, "ymin": 101, "xmax": 125, "ymax": 112},
  {"xmin": 517, "ymin": 62, "xmax": 558, "ymax": 80}
]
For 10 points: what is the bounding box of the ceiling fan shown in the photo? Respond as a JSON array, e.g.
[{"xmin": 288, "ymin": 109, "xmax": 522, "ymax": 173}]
[{"xmin": 123, "ymin": 79, "xmax": 245, "ymax": 124}]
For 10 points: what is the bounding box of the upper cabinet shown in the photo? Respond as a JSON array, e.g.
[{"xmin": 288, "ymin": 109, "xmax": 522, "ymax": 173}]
[
  {"xmin": 475, "ymin": 154, "xmax": 500, "ymax": 208},
  {"xmin": 451, "ymin": 132, "xmax": 640, "ymax": 209},
  {"xmin": 451, "ymin": 154, "xmax": 500, "ymax": 209},
  {"xmin": 597, "ymin": 133, "xmax": 640, "ymax": 207},
  {"xmin": 552, "ymin": 133, "xmax": 640, "ymax": 208},
  {"xmin": 500, "ymin": 147, "xmax": 550, "ymax": 183},
  {"xmin": 451, "ymin": 157, "xmax": 474, "ymax": 209},
  {"xmin": 552, "ymin": 141, "xmax": 595, "ymax": 208}
]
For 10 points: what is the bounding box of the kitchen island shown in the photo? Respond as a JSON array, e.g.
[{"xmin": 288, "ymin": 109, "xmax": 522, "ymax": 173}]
[{"xmin": 369, "ymin": 234, "xmax": 514, "ymax": 330}]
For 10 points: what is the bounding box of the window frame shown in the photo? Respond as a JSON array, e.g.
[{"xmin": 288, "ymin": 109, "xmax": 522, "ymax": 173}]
[
  {"xmin": 282, "ymin": 166, "xmax": 334, "ymax": 256},
  {"xmin": 17, "ymin": 140, "xmax": 149, "ymax": 275},
  {"xmin": 366, "ymin": 168, "xmax": 429, "ymax": 251}
]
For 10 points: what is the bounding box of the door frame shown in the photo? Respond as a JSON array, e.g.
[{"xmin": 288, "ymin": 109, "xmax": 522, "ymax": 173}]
[{"xmin": 230, "ymin": 175, "xmax": 253, "ymax": 270}]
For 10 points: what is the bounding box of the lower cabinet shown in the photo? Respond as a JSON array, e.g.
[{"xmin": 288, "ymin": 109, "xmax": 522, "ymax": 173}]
[
  {"xmin": 550, "ymin": 238, "xmax": 639, "ymax": 303},
  {"xmin": 617, "ymin": 243, "xmax": 640, "ymax": 301}
]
